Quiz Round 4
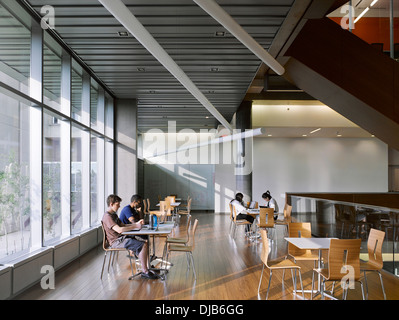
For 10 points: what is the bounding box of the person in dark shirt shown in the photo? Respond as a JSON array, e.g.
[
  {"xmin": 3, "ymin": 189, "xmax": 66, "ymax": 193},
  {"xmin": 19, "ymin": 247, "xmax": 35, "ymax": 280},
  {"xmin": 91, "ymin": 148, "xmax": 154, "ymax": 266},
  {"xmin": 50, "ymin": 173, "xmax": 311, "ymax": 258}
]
[
  {"xmin": 102, "ymin": 194, "xmax": 156, "ymax": 279},
  {"xmin": 120, "ymin": 194, "xmax": 143, "ymax": 224}
]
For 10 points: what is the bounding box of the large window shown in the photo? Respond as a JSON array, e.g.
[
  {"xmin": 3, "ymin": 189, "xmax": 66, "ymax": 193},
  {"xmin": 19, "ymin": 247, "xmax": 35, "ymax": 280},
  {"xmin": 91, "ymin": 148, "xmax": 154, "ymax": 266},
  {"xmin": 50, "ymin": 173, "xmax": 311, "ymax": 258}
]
[
  {"xmin": 0, "ymin": 91, "xmax": 31, "ymax": 260},
  {"xmin": 71, "ymin": 59, "xmax": 83, "ymax": 122},
  {"xmin": 91, "ymin": 133, "xmax": 105, "ymax": 226},
  {"xmin": 43, "ymin": 33, "xmax": 62, "ymax": 112},
  {"xmin": 0, "ymin": 1, "xmax": 31, "ymax": 95},
  {"xmin": 0, "ymin": 0, "xmax": 115, "ymax": 263},
  {"xmin": 43, "ymin": 110, "xmax": 62, "ymax": 244}
]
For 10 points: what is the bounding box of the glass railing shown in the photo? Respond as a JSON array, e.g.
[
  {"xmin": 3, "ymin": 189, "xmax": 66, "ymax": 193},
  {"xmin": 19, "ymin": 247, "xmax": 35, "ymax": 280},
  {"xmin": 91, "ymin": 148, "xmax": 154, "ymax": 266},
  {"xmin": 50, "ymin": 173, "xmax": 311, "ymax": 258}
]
[
  {"xmin": 288, "ymin": 193, "xmax": 399, "ymax": 277},
  {"xmin": 328, "ymin": 0, "xmax": 399, "ymax": 61}
]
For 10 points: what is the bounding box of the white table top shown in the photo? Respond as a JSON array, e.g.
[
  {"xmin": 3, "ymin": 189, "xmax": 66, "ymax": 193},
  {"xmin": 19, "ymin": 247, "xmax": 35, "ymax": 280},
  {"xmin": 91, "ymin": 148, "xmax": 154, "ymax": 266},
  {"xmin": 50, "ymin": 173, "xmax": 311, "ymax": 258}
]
[
  {"xmin": 122, "ymin": 223, "xmax": 174, "ymax": 236},
  {"xmin": 284, "ymin": 237, "xmax": 336, "ymax": 250},
  {"xmin": 156, "ymin": 202, "xmax": 181, "ymax": 206}
]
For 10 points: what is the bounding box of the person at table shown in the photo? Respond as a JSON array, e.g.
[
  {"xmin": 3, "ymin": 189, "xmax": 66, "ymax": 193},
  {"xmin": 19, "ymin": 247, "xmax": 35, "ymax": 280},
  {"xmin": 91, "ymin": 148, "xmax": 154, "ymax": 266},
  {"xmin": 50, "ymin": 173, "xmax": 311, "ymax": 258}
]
[
  {"xmin": 119, "ymin": 194, "xmax": 143, "ymax": 224},
  {"xmin": 262, "ymin": 190, "xmax": 279, "ymax": 213},
  {"xmin": 102, "ymin": 194, "xmax": 157, "ymax": 279},
  {"xmin": 230, "ymin": 192, "xmax": 255, "ymax": 235}
]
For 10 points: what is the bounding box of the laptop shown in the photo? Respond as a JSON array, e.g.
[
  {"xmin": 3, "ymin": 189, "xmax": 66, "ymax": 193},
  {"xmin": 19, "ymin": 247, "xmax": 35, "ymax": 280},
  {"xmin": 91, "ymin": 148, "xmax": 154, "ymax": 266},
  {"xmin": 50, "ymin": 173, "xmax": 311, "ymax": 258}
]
[{"xmin": 248, "ymin": 201, "xmax": 256, "ymax": 209}]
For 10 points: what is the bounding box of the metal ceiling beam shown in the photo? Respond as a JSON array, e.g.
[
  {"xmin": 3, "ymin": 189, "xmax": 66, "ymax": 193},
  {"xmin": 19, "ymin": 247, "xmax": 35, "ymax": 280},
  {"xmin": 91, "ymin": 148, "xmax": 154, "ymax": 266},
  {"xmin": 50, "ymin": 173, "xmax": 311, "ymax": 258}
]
[
  {"xmin": 192, "ymin": 0, "xmax": 285, "ymax": 76},
  {"xmin": 98, "ymin": 0, "xmax": 233, "ymax": 132}
]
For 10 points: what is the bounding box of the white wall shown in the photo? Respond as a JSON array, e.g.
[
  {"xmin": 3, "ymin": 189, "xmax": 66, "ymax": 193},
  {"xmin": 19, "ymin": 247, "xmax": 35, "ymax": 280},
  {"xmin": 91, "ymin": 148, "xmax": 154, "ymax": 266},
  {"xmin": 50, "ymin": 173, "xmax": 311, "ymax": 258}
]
[{"xmin": 252, "ymin": 138, "xmax": 388, "ymax": 210}]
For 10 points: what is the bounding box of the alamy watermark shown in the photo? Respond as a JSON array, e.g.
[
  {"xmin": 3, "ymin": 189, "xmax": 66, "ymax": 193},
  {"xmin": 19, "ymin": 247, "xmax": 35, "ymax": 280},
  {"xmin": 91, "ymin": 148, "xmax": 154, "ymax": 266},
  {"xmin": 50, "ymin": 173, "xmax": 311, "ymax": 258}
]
[
  {"xmin": 40, "ymin": 265, "xmax": 55, "ymax": 290},
  {"xmin": 143, "ymin": 121, "xmax": 254, "ymax": 175},
  {"xmin": 40, "ymin": 5, "xmax": 56, "ymax": 30}
]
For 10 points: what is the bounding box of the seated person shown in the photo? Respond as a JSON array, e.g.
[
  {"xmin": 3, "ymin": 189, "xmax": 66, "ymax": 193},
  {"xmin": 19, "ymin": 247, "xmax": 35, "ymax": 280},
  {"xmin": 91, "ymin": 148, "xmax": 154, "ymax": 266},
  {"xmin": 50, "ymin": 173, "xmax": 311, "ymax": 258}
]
[
  {"xmin": 230, "ymin": 192, "xmax": 255, "ymax": 234},
  {"xmin": 102, "ymin": 194, "xmax": 156, "ymax": 279},
  {"xmin": 120, "ymin": 194, "xmax": 143, "ymax": 224},
  {"xmin": 261, "ymin": 190, "xmax": 279, "ymax": 220}
]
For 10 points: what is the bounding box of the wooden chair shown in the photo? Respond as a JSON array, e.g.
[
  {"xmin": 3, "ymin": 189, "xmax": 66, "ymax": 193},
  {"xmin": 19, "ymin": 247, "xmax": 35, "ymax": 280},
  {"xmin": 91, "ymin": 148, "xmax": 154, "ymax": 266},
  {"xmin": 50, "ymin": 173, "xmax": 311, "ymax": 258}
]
[
  {"xmin": 360, "ymin": 228, "xmax": 386, "ymax": 300},
  {"xmin": 258, "ymin": 229, "xmax": 304, "ymax": 300},
  {"xmin": 162, "ymin": 215, "xmax": 192, "ymax": 261},
  {"xmin": 275, "ymin": 204, "xmax": 292, "ymax": 237},
  {"xmin": 179, "ymin": 197, "xmax": 192, "ymax": 217},
  {"xmin": 166, "ymin": 219, "xmax": 199, "ymax": 280},
  {"xmin": 230, "ymin": 203, "xmax": 252, "ymax": 239},
  {"xmin": 257, "ymin": 207, "xmax": 276, "ymax": 241},
  {"xmin": 284, "ymin": 222, "xmax": 319, "ymax": 283},
  {"xmin": 311, "ymin": 238, "xmax": 365, "ymax": 300},
  {"xmin": 100, "ymin": 221, "xmax": 137, "ymax": 280}
]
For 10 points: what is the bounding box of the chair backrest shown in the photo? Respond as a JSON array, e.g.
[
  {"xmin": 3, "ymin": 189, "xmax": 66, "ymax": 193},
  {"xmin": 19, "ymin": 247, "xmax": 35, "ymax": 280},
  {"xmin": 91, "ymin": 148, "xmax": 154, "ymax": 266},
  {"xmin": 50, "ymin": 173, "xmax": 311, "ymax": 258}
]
[
  {"xmin": 145, "ymin": 198, "xmax": 150, "ymax": 213},
  {"xmin": 167, "ymin": 195, "xmax": 176, "ymax": 203},
  {"xmin": 260, "ymin": 229, "xmax": 270, "ymax": 267},
  {"xmin": 288, "ymin": 222, "xmax": 313, "ymax": 256},
  {"xmin": 164, "ymin": 197, "xmax": 173, "ymax": 210},
  {"xmin": 101, "ymin": 221, "xmax": 110, "ymax": 251},
  {"xmin": 185, "ymin": 214, "xmax": 192, "ymax": 240},
  {"xmin": 190, "ymin": 219, "xmax": 199, "ymax": 249},
  {"xmin": 328, "ymin": 238, "xmax": 362, "ymax": 281},
  {"xmin": 142, "ymin": 199, "xmax": 147, "ymax": 215},
  {"xmin": 282, "ymin": 204, "xmax": 292, "ymax": 222},
  {"xmin": 187, "ymin": 198, "xmax": 192, "ymax": 213},
  {"xmin": 259, "ymin": 207, "xmax": 274, "ymax": 228},
  {"xmin": 159, "ymin": 200, "xmax": 166, "ymax": 212},
  {"xmin": 229, "ymin": 203, "xmax": 234, "ymax": 221},
  {"xmin": 367, "ymin": 228, "xmax": 385, "ymax": 269}
]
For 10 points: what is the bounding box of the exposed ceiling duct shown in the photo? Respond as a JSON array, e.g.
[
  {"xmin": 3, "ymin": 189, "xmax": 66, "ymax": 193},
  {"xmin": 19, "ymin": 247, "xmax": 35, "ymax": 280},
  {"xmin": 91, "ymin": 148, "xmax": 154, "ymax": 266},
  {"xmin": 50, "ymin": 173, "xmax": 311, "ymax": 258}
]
[{"xmin": 98, "ymin": 0, "xmax": 234, "ymax": 132}]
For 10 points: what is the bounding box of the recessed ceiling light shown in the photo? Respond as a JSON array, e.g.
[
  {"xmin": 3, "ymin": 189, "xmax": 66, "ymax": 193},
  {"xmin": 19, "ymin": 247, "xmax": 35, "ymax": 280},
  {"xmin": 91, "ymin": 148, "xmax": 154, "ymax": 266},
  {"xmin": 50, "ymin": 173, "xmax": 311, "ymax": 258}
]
[
  {"xmin": 210, "ymin": 67, "xmax": 219, "ymax": 72},
  {"xmin": 208, "ymin": 90, "xmax": 215, "ymax": 94},
  {"xmin": 214, "ymin": 31, "xmax": 225, "ymax": 37},
  {"xmin": 118, "ymin": 31, "xmax": 129, "ymax": 37},
  {"xmin": 149, "ymin": 90, "xmax": 156, "ymax": 94},
  {"xmin": 267, "ymin": 134, "xmax": 272, "ymax": 137},
  {"xmin": 310, "ymin": 128, "xmax": 321, "ymax": 134},
  {"xmin": 302, "ymin": 135, "xmax": 307, "ymax": 137},
  {"xmin": 137, "ymin": 67, "xmax": 146, "ymax": 72}
]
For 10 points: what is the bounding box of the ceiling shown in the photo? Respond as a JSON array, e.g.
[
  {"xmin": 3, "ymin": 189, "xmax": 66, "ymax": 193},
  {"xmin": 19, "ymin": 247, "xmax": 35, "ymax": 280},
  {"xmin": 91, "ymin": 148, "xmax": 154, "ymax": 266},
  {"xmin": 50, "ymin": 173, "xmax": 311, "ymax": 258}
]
[{"xmin": 20, "ymin": 0, "xmax": 373, "ymax": 138}]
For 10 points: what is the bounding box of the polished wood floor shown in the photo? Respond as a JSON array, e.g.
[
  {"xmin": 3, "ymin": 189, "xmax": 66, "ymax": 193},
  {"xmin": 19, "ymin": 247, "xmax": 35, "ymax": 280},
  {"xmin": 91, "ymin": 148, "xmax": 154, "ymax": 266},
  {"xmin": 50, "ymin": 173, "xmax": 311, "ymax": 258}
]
[{"xmin": 14, "ymin": 212, "xmax": 399, "ymax": 300}]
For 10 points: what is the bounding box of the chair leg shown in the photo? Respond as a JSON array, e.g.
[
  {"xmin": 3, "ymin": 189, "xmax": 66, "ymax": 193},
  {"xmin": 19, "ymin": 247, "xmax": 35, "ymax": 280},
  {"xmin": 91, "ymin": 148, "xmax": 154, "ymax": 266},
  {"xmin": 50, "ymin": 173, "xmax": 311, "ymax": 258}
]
[
  {"xmin": 127, "ymin": 250, "xmax": 135, "ymax": 278},
  {"xmin": 100, "ymin": 252, "xmax": 108, "ymax": 279},
  {"xmin": 377, "ymin": 271, "xmax": 387, "ymax": 300},
  {"xmin": 363, "ymin": 270, "xmax": 369, "ymax": 300},
  {"xmin": 258, "ymin": 264, "xmax": 265, "ymax": 294},
  {"xmin": 266, "ymin": 270, "xmax": 273, "ymax": 300},
  {"xmin": 190, "ymin": 252, "xmax": 196, "ymax": 280},
  {"xmin": 359, "ymin": 280, "xmax": 365, "ymax": 300},
  {"xmin": 311, "ymin": 270, "xmax": 315, "ymax": 300},
  {"xmin": 298, "ymin": 269, "xmax": 305, "ymax": 299},
  {"xmin": 107, "ymin": 251, "xmax": 113, "ymax": 272}
]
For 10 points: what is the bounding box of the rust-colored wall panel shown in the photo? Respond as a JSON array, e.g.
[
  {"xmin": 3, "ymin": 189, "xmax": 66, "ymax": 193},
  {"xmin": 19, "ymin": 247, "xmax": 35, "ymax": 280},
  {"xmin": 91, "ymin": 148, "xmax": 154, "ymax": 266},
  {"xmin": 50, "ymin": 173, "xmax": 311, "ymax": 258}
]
[{"xmin": 285, "ymin": 17, "xmax": 397, "ymax": 125}]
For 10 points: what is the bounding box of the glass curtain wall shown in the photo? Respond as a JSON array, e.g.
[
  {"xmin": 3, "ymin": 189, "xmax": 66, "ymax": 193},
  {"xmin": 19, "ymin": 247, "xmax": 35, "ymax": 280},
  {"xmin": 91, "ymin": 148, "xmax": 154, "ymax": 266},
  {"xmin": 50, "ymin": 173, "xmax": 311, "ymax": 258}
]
[
  {"xmin": 0, "ymin": 1, "xmax": 115, "ymax": 262},
  {"xmin": 0, "ymin": 92, "xmax": 31, "ymax": 258}
]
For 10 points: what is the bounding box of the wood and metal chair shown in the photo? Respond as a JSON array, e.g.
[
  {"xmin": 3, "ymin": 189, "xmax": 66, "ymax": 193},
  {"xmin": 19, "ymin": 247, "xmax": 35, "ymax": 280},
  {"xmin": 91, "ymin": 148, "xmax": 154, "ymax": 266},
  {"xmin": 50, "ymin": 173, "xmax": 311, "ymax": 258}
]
[
  {"xmin": 179, "ymin": 197, "xmax": 192, "ymax": 217},
  {"xmin": 162, "ymin": 215, "xmax": 192, "ymax": 264},
  {"xmin": 275, "ymin": 203, "xmax": 292, "ymax": 237},
  {"xmin": 257, "ymin": 207, "xmax": 276, "ymax": 242},
  {"xmin": 284, "ymin": 222, "xmax": 319, "ymax": 284},
  {"xmin": 311, "ymin": 238, "xmax": 365, "ymax": 300},
  {"xmin": 165, "ymin": 219, "xmax": 199, "ymax": 280},
  {"xmin": 230, "ymin": 203, "xmax": 252, "ymax": 239},
  {"xmin": 100, "ymin": 221, "xmax": 137, "ymax": 280},
  {"xmin": 360, "ymin": 228, "xmax": 386, "ymax": 300},
  {"xmin": 258, "ymin": 229, "xmax": 304, "ymax": 300}
]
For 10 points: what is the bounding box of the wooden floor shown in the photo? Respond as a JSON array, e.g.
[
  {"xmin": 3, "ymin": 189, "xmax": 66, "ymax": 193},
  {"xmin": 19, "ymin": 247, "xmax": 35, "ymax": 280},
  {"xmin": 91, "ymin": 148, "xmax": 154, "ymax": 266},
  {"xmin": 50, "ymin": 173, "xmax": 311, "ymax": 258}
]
[{"xmin": 14, "ymin": 212, "xmax": 399, "ymax": 301}]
